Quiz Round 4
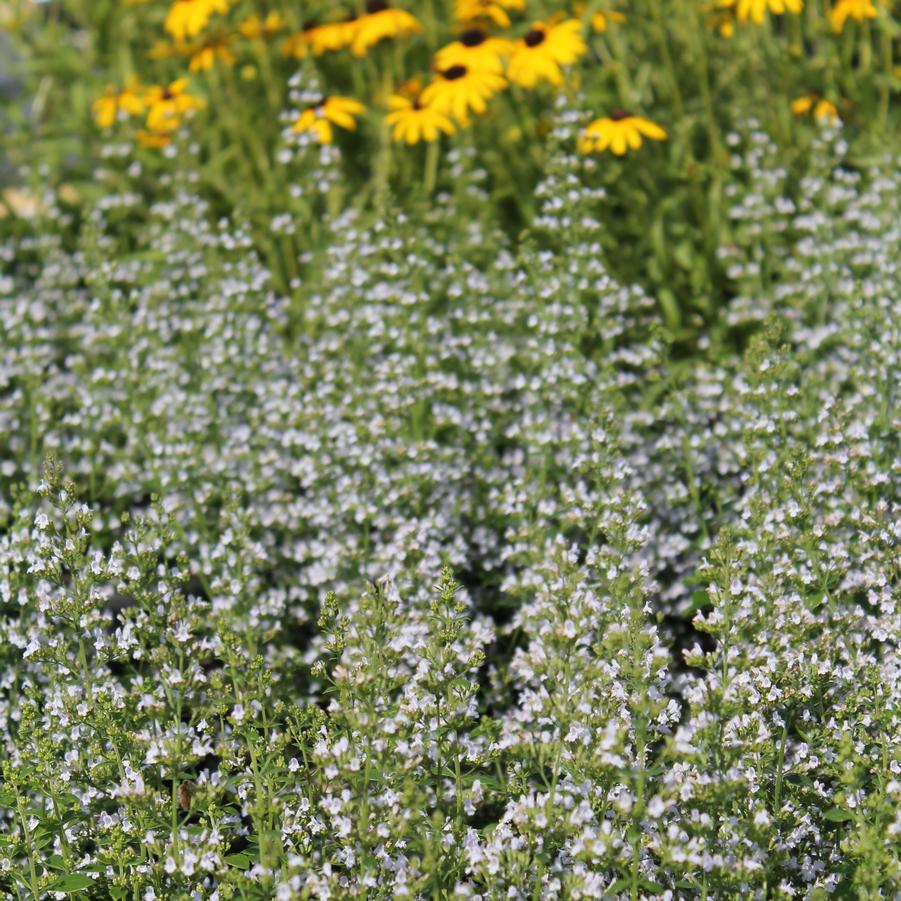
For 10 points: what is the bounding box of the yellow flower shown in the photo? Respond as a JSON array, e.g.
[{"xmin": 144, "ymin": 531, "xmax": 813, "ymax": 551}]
[
  {"xmin": 148, "ymin": 39, "xmax": 195, "ymax": 60},
  {"xmin": 93, "ymin": 82, "xmax": 146, "ymax": 128},
  {"xmin": 144, "ymin": 79, "xmax": 206, "ymax": 133},
  {"xmin": 395, "ymin": 78, "xmax": 425, "ymax": 100},
  {"xmin": 454, "ymin": 0, "xmax": 525, "ymax": 29},
  {"xmin": 591, "ymin": 9, "xmax": 625, "ymax": 31},
  {"xmin": 719, "ymin": 0, "xmax": 803, "ymax": 24},
  {"xmin": 579, "ymin": 111, "xmax": 667, "ymax": 155},
  {"xmin": 420, "ymin": 64, "xmax": 506, "ymax": 126},
  {"xmin": 350, "ymin": 2, "xmax": 423, "ymax": 58},
  {"xmin": 237, "ymin": 11, "xmax": 285, "ymax": 39},
  {"xmin": 188, "ymin": 34, "xmax": 235, "ymax": 71},
  {"xmin": 435, "ymin": 28, "xmax": 512, "ymax": 74},
  {"xmin": 137, "ymin": 129, "xmax": 173, "ymax": 148},
  {"xmin": 507, "ymin": 19, "xmax": 587, "ymax": 89},
  {"xmin": 164, "ymin": 0, "xmax": 230, "ymax": 41},
  {"xmin": 282, "ymin": 17, "xmax": 357, "ymax": 59},
  {"xmin": 790, "ymin": 94, "xmax": 840, "ymax": 121},
  {"xmin": 292, "ymin": 96, "xmax": 366, "ymax": 144},
  {"xmin": 701, "ymin": 1, "xmax": 738, "ymax": 35},
  {"xmin": 386, "ymin": 92, "xmax": 456, "ymax": 143},
  {"xmin": 829, "ymin": 0, "xmax": 877, "ymax": 32},
  {"xmin": 571, "ymin": 3, "xmax": 625, "ymax": 33}
]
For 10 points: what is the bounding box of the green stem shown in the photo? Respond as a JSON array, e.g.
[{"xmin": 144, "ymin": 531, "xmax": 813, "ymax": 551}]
[
  {"xmin": 16, "ymin": 795, "xmax": 41, "ymax": 900},
  {"xmin": 684, "ymin": 0, "xmax": 722, "ymax": 162},
  {"xmin": 602, "ymin": 26, "xmax": 639, "ymax": 108},
  {"xmin": 879, "ymin": 22, "xmax": 893, "ymax": 130},
  {"xmin": 171, "ymin": 646, "xmax": 185, "ymax": 861},
  {"xmin": 773, "ymin": 719, "xmax": 788, "ymax": 820},
  {"xmin": 648, "ymin": 2, "xmax": 684, "ymax": 120},
  {"xmin": 858, "ymin": 19, "xmax": 872, "ymax": 74},
  {"xmin": 424, "ymin": 139, "xmax": 439, "ymax": 195}
]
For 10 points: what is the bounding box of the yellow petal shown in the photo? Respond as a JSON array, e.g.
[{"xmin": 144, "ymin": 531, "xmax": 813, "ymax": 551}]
[{"xmin": 635, "ymin": 118, "xmax": 667, "ymax": 140}]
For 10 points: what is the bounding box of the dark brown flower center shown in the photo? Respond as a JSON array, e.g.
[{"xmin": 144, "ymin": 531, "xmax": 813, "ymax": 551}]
[
  {"xmin": 460, "ymin": 28, "xmax": 487, "ymax": 47},
  {"xmin": 609, "ymin": 109, "xmax": 631, "ymax": 121},
  {"xmin": 524, "ymin": 29, "xmax": 545, "ymax": 48},
  {"xmin": 302, "ymin": 19, "xmax": 319, "ymax": 31},
  {"xmin": 162, "ymin": 89, "xmax": 174, "ymax": 100},
  {"xmin": 366, "ymin": 0, "xmax": 389, "ymax": 12},
  {"xmin": 443, "ymin": 65, "xmax": 468, "ymax": 80}
]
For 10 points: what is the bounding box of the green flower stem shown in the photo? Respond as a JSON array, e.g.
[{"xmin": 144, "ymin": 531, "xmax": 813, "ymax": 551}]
[
  {"xmin": 879, "ymin": 21, "xmax": 893, "ymax": 129},
  {"xmin": 424, "ymin": 138, "xmax": 439, "ymax": 195},
  {"xmin": 647, "ymin": 1, "xmax": 685, "ymax": 120},
  {"xmin": 16, "ymin": 794, "xmax": 41, "ymax": 900},
  {"xmin": 859, "ymin": 19, "xmax": 872, "ymax": 73}
]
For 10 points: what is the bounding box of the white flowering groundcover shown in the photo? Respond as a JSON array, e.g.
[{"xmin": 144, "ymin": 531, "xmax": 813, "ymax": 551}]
[{"xmin": 0, "ymin": 126, "xmax": 898, "ymax": 898}]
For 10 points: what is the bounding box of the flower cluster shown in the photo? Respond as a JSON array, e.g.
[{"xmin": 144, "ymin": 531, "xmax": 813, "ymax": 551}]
[
  {"xmin": 90, "ymin": 0, "xmax": 663, "ymax": 156},
  {"xmin": 0, "ymin": 119, "xmax": 898, "ymax": 894},
  {"xmin": 7, "ymin": 0, "xmax": 895, "ymax": 335},
  {"xmin": 93, "ymin": 77, "xmax": 206, "ymax": 147}
]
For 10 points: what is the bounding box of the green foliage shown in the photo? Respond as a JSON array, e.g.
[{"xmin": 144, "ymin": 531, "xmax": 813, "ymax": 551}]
[{"xmin": 4, "ymin": 0, "xmax": 901, "ymax": 325}]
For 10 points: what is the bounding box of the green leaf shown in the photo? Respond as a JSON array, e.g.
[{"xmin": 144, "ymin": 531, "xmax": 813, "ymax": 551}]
[
  {"xmin": 110, "ymin": 887, "xmax": 128, "ymax": 899},
  {"xmin": 49, "ymin": 874, "xmax": 95, "ymax": 892},
  {"xmin": 806, "ymin": 591, "xmax": 826, "ymax": 611},
  {"xmin": 784, "ymin": 773, "xmax": 813, "ymax": 788},
  {"xmin": 31, "ymin": 826, "xmax": 55, "ymax": 850},
  {"xmin": 688, "ymin": 589, "xmax": 711, "ymax": 613},
  {"xmin": 824, "ymin": 807, "xmax": 854, "ymax": 823},
  {"xmin": 658, "ymin": 287, "xmax": 681, "ymax": 331},
  {"xmin": 673, "ymin": 239, "xmax": 694, "ymax": 270},
  {"xmin": 224, "ymin": 853, "xmax": 251, "ymax": 870}
]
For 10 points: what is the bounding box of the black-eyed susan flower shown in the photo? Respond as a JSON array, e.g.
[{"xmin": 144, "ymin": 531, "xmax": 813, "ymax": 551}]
[
  {"xmin": 292, "ymin": 96, "xmax": 366, "ymax": 143},
  {"xmin": 237, "ymin": 11, "xmax": 285, "ymax": 40},
  {"xmin": 282, "ymin": 17, "xmax": 357, "ymax": 59},
  {"xmin": 719, "ymin": 0, "xmax": 802, "ymax": 24},
  {"xmin": 350, "ymin": 1, "xmax": 423, "ymax": 58},
  {"xmin": 572, "ymin": 3, "xmax": 625, "ymax": 33},
  {"xmin": 507, "ymin": 19, "xmax": 586, "ymax": 89},
  {"xmin": 144, "ymin": 79, "xmax": 206, "ymax": 133},
  {"xmin": 188, "ymin": 33, "xmax": 235, "ymax": 71},
  {"xmin": 578, "ymin": 111, "xmax": 667, "ymax": 155},
  {"xmin": 454, "ymin": 0, "xmax": 525, "ymax": 29},
  {"xmin": 420, "ymin": 64, "xmax": 506, "ymax": 126},
  {"xmin": 701, "ymin": 1, "xmax": 738, "ymax": 36},
  {"xmin": 386, "ymin": 91, "xmax": 456, "ymax": 143},
  {"xmin": 164, "ymin": 0, "xmax": 229, "ymax": 41},
  {"xmin": 435, "ymin": 28, "xmax": 511, "ymax": 74},
  {"xmin": 791, "ymin": 93, "xmax": 840, "ymax": 121},
  {"xmin": 590, "ymin": 9, "xmax": 625, "ymax": 32},
  {"xmin": 93, "ymin": 81, "xmax": 146, "ymax": 128},
  {"xmin": 137, "ymin": 129, "xmax": 174, "ymax": 148},
  {"xmin": 829, "ymin": 0, "xmax": 877, "ymax": 32},
  {"xmin": 148, "ymin": 39, "xmax": 194, "ymax": 60}
]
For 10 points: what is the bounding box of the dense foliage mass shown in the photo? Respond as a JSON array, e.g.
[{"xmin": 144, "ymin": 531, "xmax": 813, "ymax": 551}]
[
  {"xmin": 4, "ymin": 0, "xmax": 901, "ymax": 325},
  {"xmin": 1, "ymin": 1, "xmax": 900, "ymax": 899}
]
